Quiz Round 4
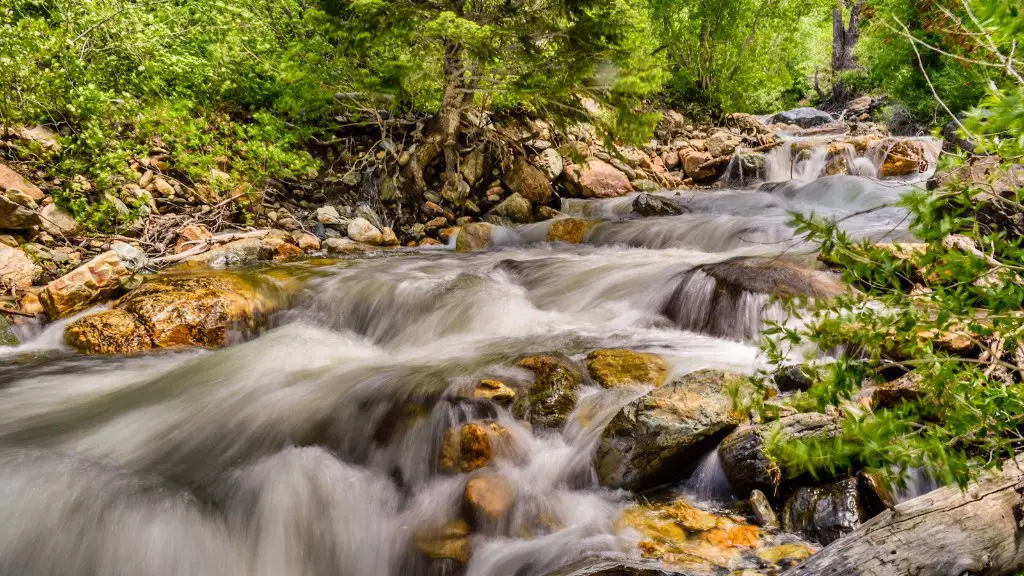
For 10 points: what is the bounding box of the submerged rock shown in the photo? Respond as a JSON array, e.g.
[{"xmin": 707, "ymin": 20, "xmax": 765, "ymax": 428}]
[
  {"xmin": 586, "ymin": 349, "xmax": 668, "ymax": 388},
  {"xmin": 464, "ymin": 474, "xmax": 514, "ymax": 525},
  {"xmin": 413, "ymin": 518, "xmax": 471, "ymax": 564},
  {"xmin": 717, "ymin": 412, "xmax": 840, "ymax": 495},
  {"xmin": 770, "ymin": 107, "xmax": 833, "ymax": 129},
  {"xmin": 64, "ymin": 273, "xmax": 273, "ymax": 354},
  {"xmin": 513, "ymin": 354, "xmax": 583, "ymax": 430},
  {"xmin": 546, "ymin": 218, "xmax": 596, "ymax": 244},
  {"xmin": 701, "ymin": 257, "xmax": 846, "ymax": 299},
  {"xmin": 438, "ymin": 421, "xmax": 509, "ymax": 474},
  {"xmin": 464, "ymin": 379, "xmax": 516, "ymax": 405},
  {"xmin": 631, "ymin": 193, "xmax": 683, "ymax": 217},
  {"xmin": 781, "ymin": 477, "xmax": 867, "ymax": 544},
  {"xmin": 597, "ymin": 369, "xmax": 743, "ymax": 490}
]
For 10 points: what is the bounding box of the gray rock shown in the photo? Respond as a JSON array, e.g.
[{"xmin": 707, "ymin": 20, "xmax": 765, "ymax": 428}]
[
  {"xmin": 782, "ymin": 477, "xmax": 867, "ymax": 544},
  {"xmin": 488, "ymin": 192, "xmax": 533, "ymax": 224},
  {"xmin": 631, "ymin": 193, "xmax": 683, "ymax": 217},
  {"xmin": 0, "ymin": 314, "xmax": 17, "ymax": 346},
  {"xmin": 596, "ymin": 369, "xmax": 744, "ymax": 490},
  {"xmin": 0, "ymin": 195, "xmax": 41, "ymax": 229},
  {"xmin": 718, "ymin": 412, "xmax": 840, "ymax": 494},
  {"xmin": 533, "ymin": 148, "xmax": 564, "ymax": 181},
  {"xmin": 0, "ymin": 243, "xmax": 42, "ymax": 289},
  {"xmin": 770, "ymin": 107, "xmax": 833, "ymax": 129},
  {"xmin": 750, "ymin": 489, "xmax": 779, "ymax": 529},
  {"xmin": 110, "ymin": 241, "xmax": 149, "ymax": 273}
]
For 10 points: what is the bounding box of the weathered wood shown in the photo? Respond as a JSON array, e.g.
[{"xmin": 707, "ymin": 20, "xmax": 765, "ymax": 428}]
[{"xmin": 785, "ymin": 455, "xmax": 1024, "ymax": 576}]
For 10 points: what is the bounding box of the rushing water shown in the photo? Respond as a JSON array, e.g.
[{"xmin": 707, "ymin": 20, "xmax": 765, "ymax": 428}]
[{"xmin": 0, "ymin": 136, "xmax": 937, "ymax": 575}]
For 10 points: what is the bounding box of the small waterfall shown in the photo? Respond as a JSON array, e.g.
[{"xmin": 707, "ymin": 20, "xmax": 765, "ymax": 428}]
[
  {"xmin": 681, "ymin": 449, "xmax": 733, "ymax": 502},
  {"xmin": 893, "ymin": 467, "xmax": 940, "ymax": 503}
]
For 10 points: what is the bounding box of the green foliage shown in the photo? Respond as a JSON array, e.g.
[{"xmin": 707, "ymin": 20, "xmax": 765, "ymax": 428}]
[{"xmin": 651, "ymin": 0, "xmax": 833, "ymax": 112}]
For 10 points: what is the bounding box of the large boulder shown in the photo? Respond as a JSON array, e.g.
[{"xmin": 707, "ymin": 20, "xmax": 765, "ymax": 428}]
[
  {"xmin": 0, "ymin": 195, "xmax": 40, "ymax": 229},
  {"xmin": 586, "ymin": 349, "xmax": 668, "ymax": 388},
  {"xmin": 632, "ymin": 193, "xmax": 684, "ymax": 217},
  {"xmin": 64, "ymin": 273, "xmax": 273, "ymax": 353},
  {"xmin": 781, "ymin": 477, "xmax": 867, "ymax": 545},
  {"xmin": 565, "ymin": 159, "xmax": 633, "ymax": 198},
  {"xmin": 512, "ymin": 354, "xmax": 583, "ymax": 430},
  {"xmin": 40, "ymin": 250, "xmax": 133, "ymax": 318},
  {"xmin": 717, "ymin": 412, "xmax": 841, "ymax": 495},
  {"xmin": 506, "ymin": 156, "xmax": 552, "ymax": 203},
  {"xmin": 679, "ymin": 149, "xmax": 715, "ymax": 180},
  {"xmin": 597, "ymin": 369, "xmax": 744, "ymax": 490},
  {"xmin": 876, "ymin": 139, "xmax": 929, "ymax": 178},
  {"xmin": 546, "ymin": 218, "xmax": 596, "ymax": 244},
  {"xmin": 0, "ymin": 162, "xmax": 44, "ymax": 202},
  {"xmin": 707, "ymin": 131, "xmax": 743, "ymax": 158},
  {"xmin": 464, "ymin": 474, "xmax": 514, "ymax": 525},
  {"xmin": 455, "ymin": 222, "xmax": 495, "ymax": 252},
  {"xmin": 701, "ymin": 257, "xmax": 846, "ymax": 299},
  {"xmin": 770, "ymin": 107, "xmax": 833, "ymax": 129},
  {"xmin": 0, "ymin": 243, "xmax": 42, "ymax": 288}
]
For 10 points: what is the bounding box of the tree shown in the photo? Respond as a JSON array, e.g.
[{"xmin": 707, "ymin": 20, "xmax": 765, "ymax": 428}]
[{"xmin": 342, "ymin": 0, "xmax": 663, "ymax": 195}]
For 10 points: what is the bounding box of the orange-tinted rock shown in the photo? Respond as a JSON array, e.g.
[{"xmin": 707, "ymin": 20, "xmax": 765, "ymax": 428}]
[
  {"xmin": 586, "ymin": 349, "xmax": 668, "ymax": 388},
  {"xmin": 546, "ymin": 218, "xmax": 596, "ymax": 244},
  {"xmin": 41, "ymin": 251, "xmax": 131, "ymax": 318},
  {"xmin": 64, "ymin": 309, "xmax": 152, "ymax": 355},
  {"xmin": 439, "ymin": 422, "xmax": 508, "ymax": 474},
  {"xmin": 464, "ymin": 475, "xmax": 514, "ymax": 524},
  {"xmin": 174, "ymin": 225, "xmax": 213, "ymax": 253},
  {"xmin": 413, "ymin": 518, "xmax": 471, "ymax": 564}
]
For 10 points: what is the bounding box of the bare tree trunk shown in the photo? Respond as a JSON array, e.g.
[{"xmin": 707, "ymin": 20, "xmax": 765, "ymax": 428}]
[
  {"xmin": 784, "ymin": 454, "xmax": 1024, "ymax": 576},
  {"xmin": 831, "ymin": 0, "xmax": 862, "ymax": 73}
]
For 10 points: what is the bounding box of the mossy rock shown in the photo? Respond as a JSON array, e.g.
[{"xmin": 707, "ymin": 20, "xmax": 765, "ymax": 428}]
[{"xmin": 512, "ymin": 354, "xmax": 583, "ymax": 430}]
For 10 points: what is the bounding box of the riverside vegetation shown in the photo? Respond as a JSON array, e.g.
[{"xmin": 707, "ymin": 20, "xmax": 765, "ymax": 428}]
[{"xmin": 1, "ymin": 0, "xmax": 1024, "ymax": 574}]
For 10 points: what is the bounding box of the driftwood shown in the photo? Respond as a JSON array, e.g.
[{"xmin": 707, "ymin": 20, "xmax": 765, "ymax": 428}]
[
  {"xmin": 785, "ymin": 454, "xmax": 1024, "ymax": 576},
  {"xmin": 149, "ymin": 230, "xmax": 269, "ymax": 265}
]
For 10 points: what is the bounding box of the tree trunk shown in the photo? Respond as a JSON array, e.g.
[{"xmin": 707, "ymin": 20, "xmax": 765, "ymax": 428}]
[
  {"xmin": 831, "ymin": 1, "xmax": 861, "ymax": 73},
  {"xmin": 784, "ymin": 454, "xmax": 1024, "ymax": 576}
]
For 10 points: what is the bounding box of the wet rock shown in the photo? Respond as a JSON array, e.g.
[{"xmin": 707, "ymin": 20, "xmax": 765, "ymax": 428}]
[
  {"xmin": 782, "ymin": 477, "xmax": 867, "ymax": 544},
  {"xmin": 536, "ymin": 206, "xmax": 561, "ymax": 220},
  {"xmin": 110, "ymin": 241, "xmax": 148, "ymax": 273},
  {"xmin": 413, "ymin": 518, "xmax": 471, "ymax": 564},
  {"xmin": 756, "ymin": 542, "xmax": 816, "ymax": 564},
  {"xmin": 465, "ymin": 379, "xmax": 516, "ymax": 405},
  {"xmin": 41, "ymin": 250, "xmax": 132, "ymax": 318},
  {"xmin": 322, "ymin": 238, "xmax": 380, "ymax": 254},
  {"xmin": 0, "ymin": 243, "xmax": 42, "ymax": 288},
  {"xmin": 770, "ymin": 107, "xmax": 833, "ymax": 129},
  {"xmin": 0, "ymin": 162, "xmax": 44, "ymax": 202},
  {"xmin": 546, "ymin": 218, "xmax": 596, "ymax": 244},
  {"xmin": 565, "ymin": 159, "xmax": 633, "ymax": 198},
  {"xmin": 701, "ymin": 257, "xmax": 846, "ymax": 299},
  {"xmin": 0, "ymin": 315, "xmax": 16, "ymax": 346},
  {"xmin": 586, "ymin": 349, "xmax": 668, "ymax": 388},
  {"xmin": 38, "ymin": 204, "xmax": 77, "ymax": 236},
  {"xmin": 877, "ymin": 140, "xmax": 929, "ymax": 178},
  {"xmin": 347, "ymin": 217, "xmax": 384, "ymax": 245},
  {"xmin": 749, "ymin": 489, "xmax": 779, "ymax": 529},
  {"xmin": 455, "ymin": 222, "xmax": 496, "ymax": 252},
  {"xmin": 0, "ymin": 195, "xmax": 41, "ymax": 229},
  {"xmin": 707, "ymin": 131, "xmax": 742, "ymax": 158},
  {"xmin": 272, "ymin": 242, "xmax": 304, "ymax": 261},
  {"xmin": 506, "ymin": 156, "xmax": 553, "ymax": 203},
  {"xmin": 597, "ymin": 369, "xmax": 743, "ymax": 490},
  {"xmin": 513, "ymin": 354, "xmax": 582, "ymax": 430},
  {"xmin": 533, "ymin": 148, "xmax": 564, "ymax": 181},
  {"xmin": 439, "ymin": 421, "xmax": 505, "ymax": 473},
  {"xmin": 489, "ymin": 192, "xmax": 533, "ymax": 223},
  {"xmin": 718, "ymin": 412, "xmax": 840, "ymax": 494},
  {"xmin": 857, "ymin": 471, "xmax": 897, "ymax": 517},
  {"xmin": 64, "ymin": 309, "xmax": 152, "ymax": 355},
  {"xmin": 679, "ymin": 149, "xmax": 715, "ymax": 180},
  {"xmin": 632, "ymin": 193, "xmax": 683, "ymax": 217},
  {"xmin": 464, "ymin": 474, "xmax": 514, "ymax": 524}
]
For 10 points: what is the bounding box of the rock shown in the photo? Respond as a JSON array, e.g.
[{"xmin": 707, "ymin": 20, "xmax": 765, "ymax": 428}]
[
  {"xmin": 109, "ymin": 241, "xmax": 148, "ymax": 273},
  {"xmin": 316, "ymin": 205, "xmax": 343, "ymax": 226},
  {"xmin": 0, "ymin": 314, "xmax": 16, "ymax": 346},
  {"xmin": 707, "ymin": 131, "xmax": 743, "ymax": 158},
  {"xmin": 294, "ymin": 232, "xmax": 321, "ymax": 251},
  {"xmin": 533, "ymin": 148, "xmax": 564, "ymax": 181},
  {"xmin": 565, "ymin": 159, "xmax": 633, "ymax": 198},
  {"xmin": 774, "ymin": 365, "xmax": 812, "ymax": 392},
  {"xmin": 441, "ymin": 175, "xmax": 471, "ymax": 204},
  {"xmin": 632, "ymin": 193, "xmax": 683, "ymax": 217},
  {"xmin": 425, "ymin": 216, "xmax": 447, "ymax": 230},
  {"xmin": 413, "ymin": 518, "xmax": 471, "ymax": 564},
  {"xmin": 513, "ymin": 354, "xmax": 582, "ymax": 430},
  {"xmin": 536, "ymin": 206, "xmax": 560, "ymax": 220},
  {"xmin": 347, "ymin": 217, "xmax": 384, "ymax": 246},
  {"xmin": 489, "ymin": 192, "xmax": 533, "ymax": 224},
  {"xmin": 725, "ymin": 113, "xmax": 773, "ymax": 136},
  {"xmin": 153, "ymin": 177, "xmax": 175, "ymax": 197},
  {"xmin": 700, "ymin": 257, "xmax": 846, "ymax": 299},
  {"xmin": 846, "ymin": 95, "xmax": 873, "ymax": 117},
  {"xmin": 0, "ymin": 162, "xmax": 44, "ymax": 201},
  {"xmin": 597, "ymin": 369, "xmax": 744, "ymax": 489},
  {"xmin": 0, "ymin": 195, "xmax": 41, "ymax": 229},
  {"xmin": 13, "ymin": 125, "xmax": 61, "ymax": 154},
  {"xmin": 756, "ymin": 542, "xmax": 816, "ymax": 564},
  {"xmin": 439, "ymin": 421, "xmax": 504, "ymax": 473},
  {"xmin": 679, "ymin": 149, "xmax": 715, "ymax": 180},
  {"xmin": 465, "ymin": 379, "xmax": 516, "ymax": 405},
  {"xmin": 380, "ymin": 227, "xmax": 400, "ymax": 247},
  {"xmin": 272, "ymin": 242, "xmax": 304, "ymax": 261},
  {"xmin": 749, "ymin": 489, "xmax": 779, "ymax": 529},
  {"xmin": 0, "ymin": 243, "xmax": 42, "ymax": 288},
  {"xmin": 455, "ymin": 222, "xmax": 495, "ymax": 253},
  {"xmin": 770, "ymin": 107, "xmax": 833, "ymax": 129},
  {"xmin": 184, "ymin": 238, "xmax": 272, "ymax": 267},
  {"xmin": 782, "ymin": 478, "xmax": 867, "ymax": 544},
  {"xmin": 857, "ymin": 370, "xmax": 923, "ymax": 409},
  {"xmin": 655, "ymin": 110, "xmax": 688, "ymax": 141},
  {"xmin": 464, "ymin": 475, "xmax": 514, "ymax": 524},
  {"xmin": 64, "ymin": 309, "xmax": 152, "ymax": 355},
  {"xmin": 586, "ymin": 349, "xmax": 668, "ymax": 388},
  {"xmin": 323, "ymin": 238, "xmax": 379, "ymax": 254},
  {"xmin": 631, "ymin": 179, "xmax": 659, "ymax": 192},
  {"xmin": 506, "ymin": 156, "xmax": 552, "ymax": 203},
  {"xmin": 662, "ymin": 151, "xmax": 680, "ymax": 170},
  {"xmin": 40, "ymin": 251, "xmax": 131, "ymax": 318},
  {"xmin": 718, "ymin": 413, "xmax": 840, "ymax": 494},
  {"xmin": 546, "ymin": 218, "xmax": 596, "ymax": 244},
  {"xmin": 460, "ymin": 147, "xmax": 487, "ymax": 184},
  {"xmin": 877, "ymin": 140, "xmax": 928, "ymax": 177}
]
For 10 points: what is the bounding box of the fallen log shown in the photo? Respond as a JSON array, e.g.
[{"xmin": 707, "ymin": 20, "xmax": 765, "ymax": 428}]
[{"xmin": 785, "ymin": 454, "xmax": 1024, "ymax": 576}]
